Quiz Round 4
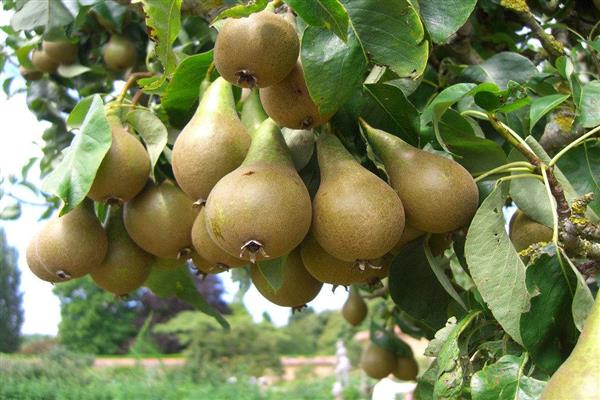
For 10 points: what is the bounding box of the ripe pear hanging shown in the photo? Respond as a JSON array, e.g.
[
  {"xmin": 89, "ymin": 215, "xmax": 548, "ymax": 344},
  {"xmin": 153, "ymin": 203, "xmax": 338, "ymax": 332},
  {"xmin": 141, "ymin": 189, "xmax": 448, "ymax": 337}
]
[
  {"xmin": 87, "ymin": 121, "xmax": 151, "ymax": 204},
  {"xmin": 362, "ymin": 120, "xmax": 479, "ymax": 233},
  {"xmin": 204, "ymin": 118, "xmax": 312, "ymax": 262},
  {"xmin": 26, "ymin": 233, "xmax": 61, "ymax": 283},
  {"xmin": 509, "ymin": 210, "xmax": 553, "ymax": 252},
  {"xmin": 250, "ymin": 248, "xmax": 322, "ymax": 308},
  {"xmin": 342, "ymin": 288, "xmax": 368, "ymax": 326},
  {"xmin": 91, "ymin": 207, "xmax": 153, "ymax": 296},
  {"xmin": 360, "ymin": 343, "xmax": 398, "ymax": 379},
  {"xmin": 42, "ymin": 40, "xmax": 78, "ymax": 65},
  {"xmin": 172, "ymin": 77, "xmax": 251, "ymax": 203},
  {"xmin": 124, "ymin": 180, "xmax": 198, "ymax": 259},
  {"xmin": 311, "ymin": 133, "xmax": 405, "ymax": 264},
  {"xmin": 541, "ymin": 294, "xmax": 600, "ymax": 399},
  {"xmin": 35, "ymin": 201, "xmax": 108, "ymax": 280}
]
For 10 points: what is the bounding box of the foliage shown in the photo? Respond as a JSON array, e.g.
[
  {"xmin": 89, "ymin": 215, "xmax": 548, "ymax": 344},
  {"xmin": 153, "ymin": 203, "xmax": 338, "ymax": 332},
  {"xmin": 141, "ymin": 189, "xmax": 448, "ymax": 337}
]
[
  {"xmin": 0, "ymin": 228, "xmax": 24, "ymax": 353},
  {"xmin": 1, "ymin": 0, "xmax": 600, "ymax": 397}
]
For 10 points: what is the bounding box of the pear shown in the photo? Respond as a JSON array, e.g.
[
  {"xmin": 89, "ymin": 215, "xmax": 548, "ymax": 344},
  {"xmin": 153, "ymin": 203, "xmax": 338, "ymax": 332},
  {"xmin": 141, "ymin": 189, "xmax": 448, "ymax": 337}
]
[
  {"xmin": 19, "ymin": 66, "xmax": 42, "ymax": 81},
  {"xmin": 91, "ymin": 207, "xmax": 153, "ymax": 295},
  {"xmin": 26, "ymin": 233, "xmax": 61, "ymax": 283},
  {"xmin": 282, "ymin": 128, "xmax": 315, "ymax": 171},
  {"xmin": 390, "ymin": 224, "xmax": 425, "ymax": 255},
  {"xmin": 250, "ymin": 248, "xmax": 322, "ymax": 308},
  {"xmin": 103, "ymin": 35, "xmax": 137, "ymax": 70},
  {"xmin": 191, "ymin": 252, "xmax": 229, "ymax": 275},
  {"xmin": 35, "ymin": 202, "xmax": 108, "ymax": 280},
  {"xmin": 363, "ymin": 120, "xmax": 479, "ymax": 233},
  {"xmin": 509, "ymin": 209, "xmax": 553, "ymax": 252},
  {"xmin": 172, "ymin": 77, "xmax": 251, "ymax": 203},
  {"xmin": 312, "ymin": 133, "xmax": 405, "ymax": 264},
  {"xmin": 204, "ymin": 118, "xmax": 312, "ymax": 262},
  {"xmin": 240, "ymin": 89, "xmax": 268, "ymax": 135},
  {"xmin": 214, "ymin": 11, "xmax": 299, "ymax": 88},
  {"xmin": 87, "ymin": 121, "xmax": 151, "ymax": 204},
  {"xmin": 541, "ymin": 294, "xmax": 600, "ymax": 399},
  {"xmin": 342, "ymin": 288, "xmax": 368, "ymax": 326},
  {"xmin": 42, "ymin": 40, "xmax": 78, "ymax": 65},
  {"xmin": 360, "ymin": 343, "xmax": 398, "ymax": 379},
  {"xmin": 260, "ymin": 62, "xmax": 334, "ymax": 129},
  {"xmin": 393, "ymin": 356, "xmax": 419, "ymax": 381},
  {"xmin": 31, "ymin": 49, "xmax": 58, "ymax": 74},
  {"xmin": 301, "ymin": 233, "xmax": 388, "ymax": 286},
  {"xmin": 123, "ymin": 180, "xmax": 198, "ymax": 259},
  {"xmin": 191, "ymin": 207, "xmax": 247, "ymax": 270}
]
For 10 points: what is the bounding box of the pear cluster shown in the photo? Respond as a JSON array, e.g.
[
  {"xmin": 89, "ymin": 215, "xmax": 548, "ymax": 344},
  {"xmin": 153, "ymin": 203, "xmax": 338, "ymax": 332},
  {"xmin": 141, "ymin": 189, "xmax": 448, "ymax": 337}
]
[
  {"xmin": 360, "ymin": 342, "xmax": 419, "ymax": 381},
  {"xmin": 22, "ymin": 40, "xmax": 79, "ymax": 80}
]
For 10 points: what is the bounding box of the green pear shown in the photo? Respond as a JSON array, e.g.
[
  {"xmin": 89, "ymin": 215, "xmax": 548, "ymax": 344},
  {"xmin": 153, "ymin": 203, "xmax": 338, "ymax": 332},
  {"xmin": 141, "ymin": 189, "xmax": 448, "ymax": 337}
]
[
  {"xmin": 541, "ymin": 293, "xmax": 600, "ymax": 399},
  {"xmin": 393, "ymin": 357, "xmax": 419, "ymax": 381},
  {"xmin": 362, "ymin": 120, "xmax": 479, "ymax": 233},
  {"xmin": 312, "ymin": 133, "xmax": 405, "ymax": 263},
  {"xmin": 42, "ymin": 40, "xmax": 78, "ymax": 65},
  {"xmin": 204, "ymin": 118, "xmax": 312, "ymax": 262},
  {"xmin": 240, "ymin": 89, "xmax": 268, "ymax": 135},
  {"xmin": 91, "ymin": 207, "xmax": 153, "ymax": 295},
  {"xmin": 103, "ymin": 35, "xmax": 137, "ymax": 71},
  {"xmin": 282, "ymin": 128, "xmax": 315, "ymax": 171},
  {"xmin": 26, "ymin": 233, "xmax": 61, "ymax": 283},
  {"xmin": 360, "ymin": 343, "xmax": 398, "ymax": 379},
  {"xmin": 509, "ymin": 209, "xmax": 553, "ymax": 252},
  {"xmin": 31, "ymin": 49, "xmax": 58, "ymax": 74},
  {"xmin": 250, "ymin": 248, "xmax": 322, "ymax": 308},
  {"xmin": 342, "ymin": 288, "xmax": 368, "ymax": 326},
  {"xmin": 172, "ymin": 77, "xmax": 251, "ymax": 203}
]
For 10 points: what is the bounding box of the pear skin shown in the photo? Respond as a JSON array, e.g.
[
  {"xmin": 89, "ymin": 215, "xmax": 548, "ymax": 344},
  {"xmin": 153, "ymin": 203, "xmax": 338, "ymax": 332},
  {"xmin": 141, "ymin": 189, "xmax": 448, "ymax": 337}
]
[
  {"xmin": 42, "ymin": 40, "xmax": 78, "ymax": 65},
  {"xmin": 342, "ymin": 288, "xmax": 368, "ymax": 326},
  {"xmin": 541, "ymin": 294, "xmax": 600, "ymax": 399},
  {"xmin": 172, "ymin": 77, "xmax": 251, "ymax": 202},
  {"xmin": 204, "ymin": 118, "xmax": 312, "ymax": 262},
  {"xmin": 250, "ymin": 248, "xmax": 322, "ymax": 308},
  {"xmin": 87, "ymin": 122, "xmax": 151, "ymax": 204},
  {"xmin": 361, "ymin": 343, "xmax": 398, "ymax": 379},
  {"xmin": 362, "ymin": 120, "xmax": 479, "ymax": 233},
  {"xmin": 240, "ymin": 89, "xmax": 268, "ymax": 135},
  {"xmin": 91, "ymin": 208, "xmax": 153, "ymax": 295},
  {"xmin": 26, "ymin": 233, "xmax": 62, "ymax": 283},
  {"xmin": 312, "ymin": 133, "xmax": 405, "ymax": 263},
  {"xmin": 509, "ymin": 210, "xmax": 553, "ymax": 252},
  {"xmin": 393, "ymin": 357, "xmax": 419, "ymax": 381},
  {"xmin": 390, "ymin": 224, "xmax": 425, "ymax": 255}
]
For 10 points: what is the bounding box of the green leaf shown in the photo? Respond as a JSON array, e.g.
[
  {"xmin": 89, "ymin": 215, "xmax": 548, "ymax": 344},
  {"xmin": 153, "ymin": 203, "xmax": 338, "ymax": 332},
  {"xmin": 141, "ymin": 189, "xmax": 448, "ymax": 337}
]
[
  {"xmin": 284, "ymin": 0, "xmax": 349, "ymax": 41},
  {"xmin": 162, "ymin": 51, "xmax": 214, "ymax": 127},
  {"xmin": 389, "ymin": 240, "xmax": 453, "ymax": 337},
  {"xmin": 519, "ymin": 246, "xmax": 577, "ymax": 373},
  {"xmin": 66, "ymin": 96, "xmax": 94, "ymax": 129},
  {"xmin": 433, "ymin": 311, "xmax": 480, "ymax": 399},
  {"xmin": 465, "ymin": 184, "xmax": 530, "ymax": 345},
  {"xmin": 57, "ymin": 64, "xmax": 92, "ymax": 78},
  {"xmin": 42, "ymin": 95, "xmax": 112, "ymax": 215},
  {"xmin": 145, "ymin": 263, "xmax": 229, "ymax": 329},
  {"xmin": 0, "ymin": 203, "xmax": 21, "ymax": 220},
  {"xmin": 462, "ymin": 52, "xmax": 537, "ymax": 89},
  {"xmin": 529, "ymin": 94, "xmax": 570, "ymax": 132},
  {"xmin": 419, "ymin": 0, "xmax": 477, "ymax": 43},
  {"xmin": 561, "ymin": 251, "xmax": 594, "ymax": 332},
  {"xmin": 126, "ymin": 109, "xmax": 168, "ymax": 181},
  {"xmin": 10, "ymin": 0, "xmax": 74, "ymax": 32},
  {"xmin": 256, "ymin": 255, "xmax": 287, "ymax": 292},
  {"xmin": 138, "ymin": 0, "xmax": 182, "ymax": 77},
  {"xmin": 342, "ymin": 0, "xmax": 428, "ymax": 78},
  {"xmin": 212, "ymin": 0, "xmax": 268, "ymax": 22},
  {"xmin": 362, "ymin": 83, "xmax": 420, "ymax": 146},
  {"xmin": 557, "ymin": 141, "xmax": 600, "ymax": 217},
  {"xmin": 576, "ymin": 80, "xmax": 600, "ymax": 128},
  {"xmin": 471, "ymin": 354, "xmax": 546, "ymax": 400},
  {"xmin": 424, "ymin": 237, "xmax": 467, "ymax": 310},
  {"xmin": 301, "ymin": 26, "xmax": 367, "ymax": 116}
]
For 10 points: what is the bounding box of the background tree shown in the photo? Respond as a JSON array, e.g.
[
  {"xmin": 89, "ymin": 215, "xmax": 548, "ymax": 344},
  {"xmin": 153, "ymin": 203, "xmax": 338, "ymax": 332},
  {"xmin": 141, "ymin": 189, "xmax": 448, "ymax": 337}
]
[{"xmin": 0, "ymin": 228, "xmax": 24, "ymax": 353}]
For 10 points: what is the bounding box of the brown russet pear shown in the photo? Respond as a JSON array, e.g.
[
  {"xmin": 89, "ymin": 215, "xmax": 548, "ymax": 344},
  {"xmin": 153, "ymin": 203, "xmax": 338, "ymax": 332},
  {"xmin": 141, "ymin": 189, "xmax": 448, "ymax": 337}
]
[
  {"xmin": 260, "ymin": 63, "xmax": 334, "ymax": 129},
  {"xmin": 103, "ymin": 35, "xmax": 137, "ymax": 70},
  {"xmin": 191, "ymin": 207, "xmax": 247, "ymax": 270},
  {"xmin": 172, "ymin": 77, "xmax": 251, "ymax": 202},
  {"xmin": 541, "ymin": 293, "xmax": 600, "ymax": 399},
  {"xmin": 35, "ymin": 201, "xmax": 108, "ymax": 280},
  {"xmin": 31, "ymin": 49, "xmax": 58, "ymax": 73},
  {"xmin": 26, "ymin": 233, "xmax": 61, "ymax": 283},
  {"xmin": 390, "ymin": 224, "xmax": 425, "ymax": 255},
  {"xmin": 250, "ymin": 249, "xmax": 322, "ymax": 308},
  {"xmin": 214, "ymin": 11, "xmax": 299, "ymax": 88},
  {"xmin": 301, "ymin": 233, "xmax": 388, "ymax": 286},
  {"xmin": 204, "ymin": 118, "xmax": 312, "ymax": 262},
  {"xmin": 393, "ymin": 356, "xmax": 419, "ymax": 381},
  {"xmin": 509, "ymin": 210, "xmax": 553, "ymax": 252},
  {"xmin": 342, "ymin": 288, "xmax": 368, "ymax": 326},
  {"xmin": 91, "ymin": 208, "xmax": 153, "ymax": 295},
  {"xmin": 312, "ymin": 133, "xmax": 405, "ymax": 264},
  {"xmin": 360, "ymin": 343, "xmax": 398, "ymax": 379},
  {"xmin": 124, "ymin": 180, "xmax": 198, "ymax": 259},
  {"xmin": 42, "ymin": 40, "xmax": 78, "ymax": 65},
  {"xmin": 240, "ymin": 89, "xmax": 268, "ymax": 135},
  {"xmin": 362, "ymin": 119, "xmax": 479, "ymax": 233},
  {"xmin": 87, "ymin": 121, "xmax": 151, "ymax": 204}
]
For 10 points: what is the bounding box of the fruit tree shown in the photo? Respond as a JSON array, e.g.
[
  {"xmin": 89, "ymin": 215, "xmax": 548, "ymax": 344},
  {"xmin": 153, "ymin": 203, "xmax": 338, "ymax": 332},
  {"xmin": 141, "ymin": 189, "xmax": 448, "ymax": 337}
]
[{"xmin": 1, "ymin": 0, "xmax": 599, "ymax": 398}]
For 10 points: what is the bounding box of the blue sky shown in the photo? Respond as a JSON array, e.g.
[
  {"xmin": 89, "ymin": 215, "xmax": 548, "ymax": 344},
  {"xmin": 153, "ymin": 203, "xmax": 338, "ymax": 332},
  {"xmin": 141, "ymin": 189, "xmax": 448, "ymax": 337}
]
[{"xmin": 0, "ymin": 9, "xmax": 347, "ymax": 335}]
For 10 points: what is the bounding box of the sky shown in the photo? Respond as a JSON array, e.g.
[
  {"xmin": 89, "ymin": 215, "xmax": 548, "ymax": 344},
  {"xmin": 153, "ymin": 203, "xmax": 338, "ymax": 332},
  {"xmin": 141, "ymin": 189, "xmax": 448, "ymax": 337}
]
[{"xmin": 0, "ymin": 9, "xmax": 347, "ymax": 336}]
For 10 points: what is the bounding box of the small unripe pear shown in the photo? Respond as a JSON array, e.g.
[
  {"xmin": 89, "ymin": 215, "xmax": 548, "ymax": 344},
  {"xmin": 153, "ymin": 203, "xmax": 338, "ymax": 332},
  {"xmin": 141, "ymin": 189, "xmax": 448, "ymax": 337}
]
[
  {"xmin": 360, "ymin": 343, "xmax": 398, "ymax": 379},
  {"xmin": 31, "ymin": 49, "xmax": 58, "ymax": 74},
  {"xmin": 42, "ymin": 40, "xmax": 78, "ymax": 65},
  {"xmin": 341, "ymin": 288, "xmax": 367, "ymax": 326},
  {"xmin": 103, "ymin": 35, "xmax": 137, "ymax": 71}
]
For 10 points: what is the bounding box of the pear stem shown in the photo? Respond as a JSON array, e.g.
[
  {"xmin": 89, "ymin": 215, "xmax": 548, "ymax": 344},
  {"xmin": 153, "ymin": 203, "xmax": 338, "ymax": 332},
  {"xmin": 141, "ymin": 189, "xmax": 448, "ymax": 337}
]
[
  {"xmin": 116, "ymin": 72, "xmax": 154, "ymax": 105},
  {"xmin": 548, "ymin": 124, "xmax": 600, "ymax": 167}
]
